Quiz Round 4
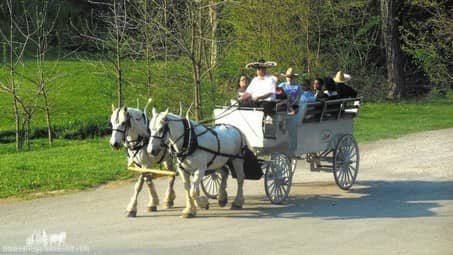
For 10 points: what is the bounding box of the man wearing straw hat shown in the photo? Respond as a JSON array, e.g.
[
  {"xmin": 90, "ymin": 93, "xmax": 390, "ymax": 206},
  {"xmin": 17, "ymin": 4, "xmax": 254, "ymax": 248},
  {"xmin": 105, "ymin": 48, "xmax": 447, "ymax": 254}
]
[
  {"xmin": 333, "ymin": 71, "xmax": 357, "ymax": 98},
  {"xmin": 240, "ymin": 59, "xmax": 278, "ymax": 116},
  {"xmin": 279, "ymin": 67, "xmax": 302, "ymax": 115}
]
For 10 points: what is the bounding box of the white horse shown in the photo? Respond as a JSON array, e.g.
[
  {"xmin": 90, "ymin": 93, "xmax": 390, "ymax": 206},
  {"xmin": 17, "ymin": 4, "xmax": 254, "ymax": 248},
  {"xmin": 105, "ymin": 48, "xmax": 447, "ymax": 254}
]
[
  {"xmin": 147, "ymin": 108, "xmax": 248, "ymax": 218},
  {"xmin": 109, "ymin": 105, "xmax": 176, "ymax": 217}
]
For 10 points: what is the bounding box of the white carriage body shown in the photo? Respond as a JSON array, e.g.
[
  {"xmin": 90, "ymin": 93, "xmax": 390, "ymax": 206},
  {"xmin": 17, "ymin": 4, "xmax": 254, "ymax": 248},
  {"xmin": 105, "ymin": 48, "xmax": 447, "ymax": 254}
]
[
  {"xmin": 214, "ymin": 108, "xmax": 289, "ymax": 155},
  {"xmin": 214, "ymin": 98, "xmax": 360, "ymax": 156},
  {"xmin": 296, "ymin": 118, "xmax": 353, "ymax": 153}
]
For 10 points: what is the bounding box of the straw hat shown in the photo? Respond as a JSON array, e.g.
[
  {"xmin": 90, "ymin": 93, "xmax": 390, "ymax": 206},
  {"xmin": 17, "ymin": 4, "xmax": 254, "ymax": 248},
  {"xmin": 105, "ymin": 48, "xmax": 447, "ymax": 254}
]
[
  {"xmin": 280, "ymin": 67, "xmax": 299, "ymax": 78},
  {"xmin": 344, "ymin": 73, "xmax": 352, "ymax": 82},
  {"xmin": 245, "ymin": 59, "xmax": 278, "ymax": 69},
  {"xmin": 333, "ymin": 71, "xmax": 346, "ymax": 83}
]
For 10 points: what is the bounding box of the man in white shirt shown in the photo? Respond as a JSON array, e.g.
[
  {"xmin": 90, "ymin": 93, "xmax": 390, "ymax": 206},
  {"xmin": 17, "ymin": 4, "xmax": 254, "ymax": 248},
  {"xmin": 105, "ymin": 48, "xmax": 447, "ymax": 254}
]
[
  {"xmin": 239, "ymin": 60, "xmax": 278, "ymax": 116},
  {"xmin": 240, "ymin": 65, "xmax": 277, "ymax": 103}
]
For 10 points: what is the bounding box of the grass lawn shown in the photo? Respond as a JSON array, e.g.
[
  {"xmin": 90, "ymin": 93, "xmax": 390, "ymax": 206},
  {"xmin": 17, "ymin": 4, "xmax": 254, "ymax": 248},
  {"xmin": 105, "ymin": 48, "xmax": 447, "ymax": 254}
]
[
  {"xmin": 355, "ymin": 101, "xmax": 453, "ymax": 142},
  {"xmin": 0, "ymin": 58, "xmax": 200, "ymax": 139},
  {"xmin": 0, "ymin": 138, "xmax": 132, "ymax": 199}
]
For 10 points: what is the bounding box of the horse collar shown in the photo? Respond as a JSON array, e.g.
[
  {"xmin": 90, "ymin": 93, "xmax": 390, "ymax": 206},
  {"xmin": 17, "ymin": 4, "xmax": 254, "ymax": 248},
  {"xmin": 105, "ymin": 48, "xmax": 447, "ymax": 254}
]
[{"xmin": 172, "ymin": 118, "xmax": 198, "ymax": 161}]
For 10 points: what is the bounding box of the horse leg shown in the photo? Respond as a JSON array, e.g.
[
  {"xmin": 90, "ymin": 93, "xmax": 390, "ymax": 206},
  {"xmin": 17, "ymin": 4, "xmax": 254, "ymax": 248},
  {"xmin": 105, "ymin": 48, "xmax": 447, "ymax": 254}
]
[
  {"xmin": 191, "ymin": 168, "xmax": 209, "ymax": 210},
  {"xmin": 217, "ymin": 167, "xmax": 229, "ymax": 207},
  {"xmin": 230, "ymin": 159, "xmax": 245, "ymax": 209},
  {"xmin": 178, "ymin": 168, "xmax": 196, "ymax": 218},
  {"xmin": 144, "ymin": 175, "xmax": 159, "ymax": 212},
  {"xmin": 163, "ymin": 175, "xmax": 176, "ymax": 209},
  {"xmin": 126, "ymin": 174, "xmax": 145, "ymax": 217}
]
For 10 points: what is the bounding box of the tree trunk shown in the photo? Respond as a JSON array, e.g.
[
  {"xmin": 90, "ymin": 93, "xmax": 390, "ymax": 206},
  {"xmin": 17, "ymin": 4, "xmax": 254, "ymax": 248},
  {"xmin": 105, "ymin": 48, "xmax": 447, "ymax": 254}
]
[
  {"xmin": 13, "ymin": 86, "xmax": 21, "ymax": 151},
  {"xmin": 42, "ymin": 90, "xmax": 53, "ymax": 146},
  {"xmin": 38, "ymin": 31, "xmax": 53, "ymax": 146},
  {"xmin": 144, "ymin": 0, "xmax": 152, "ymax": 98},
  {"xmin": 380, "ymin": 0, "xmax": 405, "ymax": 99},
  {"xmin": 190, "ymin": 3, "xmax": 202, "ymax": 121},
  {"xmin": 114, "ymin": 0, "xmax": 123, "ymax": 107},
  {"xmin": 9, "ymin": 0, "xmax": 21, "ymax": 151},
  {"xmin": 208, "ymin": 1, "xmax": 218, "ymax": 69},
  {"xmin": 208, "ymin": 0, "xmax": 218, "ymax": 106}
]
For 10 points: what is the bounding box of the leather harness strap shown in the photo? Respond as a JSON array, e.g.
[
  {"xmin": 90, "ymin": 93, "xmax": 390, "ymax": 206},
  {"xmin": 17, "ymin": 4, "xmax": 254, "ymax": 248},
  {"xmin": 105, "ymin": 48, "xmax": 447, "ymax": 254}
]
[{"xmin": 167, "ymin": 119, "xmax": 245, "ymax": 169}]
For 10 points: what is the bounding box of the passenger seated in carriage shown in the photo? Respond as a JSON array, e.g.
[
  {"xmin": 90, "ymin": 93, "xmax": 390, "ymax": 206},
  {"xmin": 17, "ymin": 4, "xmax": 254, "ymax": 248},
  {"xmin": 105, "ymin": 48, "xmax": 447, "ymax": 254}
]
[
  {"xmin": 237, "ymin": 75, "xmax": 249, "ymax": 98},
  {"xmin": 278, "ymin": 68, "xmax": 302, "ymax": 115},
  {"xmin": 239, "ymin": 59, "xmax": 278, "ymax": 116},
  {"xmin": 313, "ymin": 78, "xmax": 326, "ymax": 100},
  {"xmin": 333, "ymin": 71, "xmax": 357, "ymax": 99},
  {"xmin": 321, "ymin": 77, "xmax": 340, "ymax": 100}
]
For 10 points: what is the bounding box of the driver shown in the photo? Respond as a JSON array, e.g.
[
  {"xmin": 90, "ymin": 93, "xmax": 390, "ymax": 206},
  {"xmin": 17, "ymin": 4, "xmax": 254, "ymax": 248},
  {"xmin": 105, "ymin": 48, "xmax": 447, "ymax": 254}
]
[{"xmin": 240, "ymin": 59, "xmax": 277, "ymax": 116}]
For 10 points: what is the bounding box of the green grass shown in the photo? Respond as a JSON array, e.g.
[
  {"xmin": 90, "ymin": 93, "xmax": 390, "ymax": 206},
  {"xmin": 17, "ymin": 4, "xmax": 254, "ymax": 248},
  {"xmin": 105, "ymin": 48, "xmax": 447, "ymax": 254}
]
[
  {"xmin": 0, "ymin": 58, "xmax": 199, "ymax": 140},
  {"xmin": 0, "ymin": 138, "xmax": 132, "ymax": 199},
  {"xmin": 355, "ymin": 101, "xmax": 453, "ymax": 142}
]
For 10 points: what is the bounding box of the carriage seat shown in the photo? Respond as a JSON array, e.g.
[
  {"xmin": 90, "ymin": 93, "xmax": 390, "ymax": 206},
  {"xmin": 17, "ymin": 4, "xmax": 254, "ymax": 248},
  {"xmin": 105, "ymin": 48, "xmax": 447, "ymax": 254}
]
[{"xmin": 302, "ymin": 98, "xmax": 361, "ymax": 123}]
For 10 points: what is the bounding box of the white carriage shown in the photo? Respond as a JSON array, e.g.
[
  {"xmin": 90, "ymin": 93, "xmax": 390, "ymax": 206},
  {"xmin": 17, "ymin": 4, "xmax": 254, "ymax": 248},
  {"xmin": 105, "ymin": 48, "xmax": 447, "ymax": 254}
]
[{"xmin": 202, "ymin": 97, "xmax": 361, "ymax": 204}]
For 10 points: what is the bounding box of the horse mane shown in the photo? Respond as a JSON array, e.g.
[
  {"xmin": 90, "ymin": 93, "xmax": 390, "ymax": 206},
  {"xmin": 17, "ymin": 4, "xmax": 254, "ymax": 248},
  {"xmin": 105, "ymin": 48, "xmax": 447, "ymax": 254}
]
[
  {"xmin": 123, "ymin": 107, "xmax": 149, "ymax": 137},
  {"xmin": 126, "ymin": 107, "xmax": 143, "ymax": 118}
]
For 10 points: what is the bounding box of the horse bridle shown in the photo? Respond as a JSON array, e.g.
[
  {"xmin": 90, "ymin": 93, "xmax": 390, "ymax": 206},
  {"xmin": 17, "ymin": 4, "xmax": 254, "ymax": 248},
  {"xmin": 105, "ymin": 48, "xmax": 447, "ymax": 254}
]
[
  {"xmin": 111, "ymin": 108, "xmax": 133, "ymax": 145},
  {"xmin": 150, "ymin": 117, "xmax": 189, "ymax": 154},
  {"xmin": 150, "ymin": 120, "xmax": 170, "ymax": 148}
]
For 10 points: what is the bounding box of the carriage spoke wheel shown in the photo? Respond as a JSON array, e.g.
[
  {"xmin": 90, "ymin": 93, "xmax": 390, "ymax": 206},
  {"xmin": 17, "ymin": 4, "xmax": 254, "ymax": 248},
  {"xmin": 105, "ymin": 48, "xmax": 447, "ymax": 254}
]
[
  {"xmin": 333, "ymin": 134, "xmax": 359, "ymax": 190},
  {"xmin": 201, "ymin": 170, "xmax": 223, "ymax": 199},
  {"xmin": 265, "ymin": 153, "xmax": 292, "ymax": 204}
]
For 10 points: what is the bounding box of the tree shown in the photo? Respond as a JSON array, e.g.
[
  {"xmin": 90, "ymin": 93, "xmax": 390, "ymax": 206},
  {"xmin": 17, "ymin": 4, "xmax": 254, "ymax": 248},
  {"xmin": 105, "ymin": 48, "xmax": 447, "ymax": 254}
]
[
  {"xmin": 0, "ymin": 0, "xmax": 30, "ymax": 151},
  {"xmin": 73, "ymin": 0, "xmax": 135, "ymax": 107},
  {"xmin": 399, "ymin": 0, "xmax": 452, "ymax": 94},
  {"xmin": 27, "ymin": 0, "xmax": 62, "ymax": 146},
  {"xmin": 155, "ymin": 0, "xmax": 224, "ymax": 120},
  {"xmin": 380, "ymin": 0, "xmax": 405, "ymax": 99}
]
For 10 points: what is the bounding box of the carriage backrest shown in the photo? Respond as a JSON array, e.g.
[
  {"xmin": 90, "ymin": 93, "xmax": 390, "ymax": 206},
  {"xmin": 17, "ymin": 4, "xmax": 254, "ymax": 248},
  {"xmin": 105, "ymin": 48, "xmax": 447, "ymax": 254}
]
[{"xmin": 303, "ymin": 97, "xmax": 361, "ymax": 123}]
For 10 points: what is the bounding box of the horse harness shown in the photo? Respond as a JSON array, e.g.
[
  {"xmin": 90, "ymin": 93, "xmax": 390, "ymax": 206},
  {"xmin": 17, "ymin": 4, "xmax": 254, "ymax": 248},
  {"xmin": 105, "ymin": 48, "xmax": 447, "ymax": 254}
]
[
  {"xmin": 113, "ymin": 111, "xmax": 166, "ymax": 166},
  {"xmin": 153, "ymin": 117, "xmax": 245, "ymax": 170}
]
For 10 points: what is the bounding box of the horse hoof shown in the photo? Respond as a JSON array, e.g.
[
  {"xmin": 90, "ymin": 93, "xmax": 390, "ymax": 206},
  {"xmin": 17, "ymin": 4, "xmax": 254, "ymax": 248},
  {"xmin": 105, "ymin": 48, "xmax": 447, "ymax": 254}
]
[
  {"xmin": 146, "ymin": 206, "xmax": 157, "ymax": 212},
  {"xmin": 181, "ymin": 213, "xmax": 195, "ymax": 218},
  {"xmin": 204, "ymin": 204, "xmax": 209, "ymax": 210},
  {"xmin": 126, "ymin": 211, "xmax": 137, "ymax": 217},
  {"xmin": 163, "ymin": 201, "xmax": 174, "ymax": 209},
  {"xmin": 230, "ymin": 204, "xmax": 242, "ymax": 210},
  {"xmin": 218, "ymin": 199, "xmax": 228, "ymax": 208}
]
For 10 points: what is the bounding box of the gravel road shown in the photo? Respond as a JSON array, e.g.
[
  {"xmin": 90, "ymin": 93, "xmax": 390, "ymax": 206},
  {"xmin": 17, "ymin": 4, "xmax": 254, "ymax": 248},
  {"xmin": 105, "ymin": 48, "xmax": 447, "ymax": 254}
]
[{"xmin": 1, "ymin": 128, "xmax": 452, "ymax": 255}]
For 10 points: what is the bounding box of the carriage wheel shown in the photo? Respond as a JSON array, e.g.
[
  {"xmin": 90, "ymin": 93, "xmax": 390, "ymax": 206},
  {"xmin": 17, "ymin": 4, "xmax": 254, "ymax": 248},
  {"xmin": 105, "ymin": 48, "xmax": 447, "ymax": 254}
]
[
  {"xmin": 264, "ymin": 153, "xmax": 292, "ymax": 204},
  {"xmin": 201, "ymin": 169, "xmax": 224, "ymax": 199},
  {"xmin": 333, "ymin": 134, "xmax": 359, "ymax": 190}
]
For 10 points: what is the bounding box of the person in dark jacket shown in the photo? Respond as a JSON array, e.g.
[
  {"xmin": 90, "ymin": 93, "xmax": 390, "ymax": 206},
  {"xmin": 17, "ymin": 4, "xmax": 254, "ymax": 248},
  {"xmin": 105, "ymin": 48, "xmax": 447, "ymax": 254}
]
[
  {"xmin": 333, "ymin": 71, "xmax": 357, "ymax": 98},
  {"xmin": 323, "ymin": 77, "xmax": 340, "ymax": 100}
]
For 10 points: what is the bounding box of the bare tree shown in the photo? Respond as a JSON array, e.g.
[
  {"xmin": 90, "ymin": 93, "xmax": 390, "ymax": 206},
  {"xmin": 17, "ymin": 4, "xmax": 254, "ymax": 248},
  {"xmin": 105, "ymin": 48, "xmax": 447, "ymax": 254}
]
[
  {"xmin": 25, "ymin": 0, "xmax": 62, "ymax": 146},
  {"xmin": 127, "ymin": 0, "xmax": 166, "ymax": 98},
  {"xmin": 72, "ymin": 0, "xmax": 134, "ymax": 107},
  {"xmin": 0, "ymin": 0, "xmax": 31, "ymax": 151},
  {"xmin": 155, "ymin": 0, "xmax": 224, "ymax": 120}
]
